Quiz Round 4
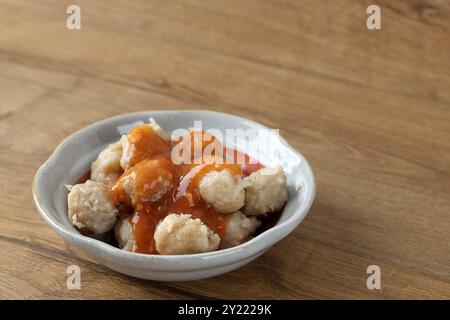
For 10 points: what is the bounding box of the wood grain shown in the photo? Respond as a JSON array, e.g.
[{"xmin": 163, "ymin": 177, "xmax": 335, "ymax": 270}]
[{"xmin": 0, "ymin": 0, "xmax": 449, "ymax": 299}]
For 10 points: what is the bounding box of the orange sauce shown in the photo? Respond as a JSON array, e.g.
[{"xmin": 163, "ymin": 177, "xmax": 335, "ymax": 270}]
[
  {"xmin": 127, "ymin": 124, "xmax": 172, "ymax": 167},
  {"xmin": 109, "ymin": 126, "xmax": 261, "ymax": 254}
]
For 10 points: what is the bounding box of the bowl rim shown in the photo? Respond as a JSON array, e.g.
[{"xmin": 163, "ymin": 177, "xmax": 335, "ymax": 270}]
[{"xmin": 33, "ymin": 110, "xmax": 315, "ymax": 267}]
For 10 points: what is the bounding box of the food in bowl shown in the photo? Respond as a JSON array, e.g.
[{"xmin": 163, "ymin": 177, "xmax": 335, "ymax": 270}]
[{"xmin": 66, "ymin": 118, "xmax": 288, "ymax": 255}]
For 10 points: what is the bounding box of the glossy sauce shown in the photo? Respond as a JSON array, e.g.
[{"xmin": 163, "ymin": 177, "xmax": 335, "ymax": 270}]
[
  {"xmin": 109, "ymin": 126, "xmax": 258, "ymax": 254},
  {"xmin": 126, "ymin": 124, "xmax": 172, "ymax": 167}
]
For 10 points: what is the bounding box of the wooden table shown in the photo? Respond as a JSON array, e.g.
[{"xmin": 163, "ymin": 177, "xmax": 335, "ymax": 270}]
[{"xmin": 1, "ymin": 0, "xmax": 449, "ymax": 299}]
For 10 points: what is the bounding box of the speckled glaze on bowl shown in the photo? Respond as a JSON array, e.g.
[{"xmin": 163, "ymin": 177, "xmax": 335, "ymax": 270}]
[{"xmin": 33, "ymin": 110, "xmax": 315, "ymax": 281}]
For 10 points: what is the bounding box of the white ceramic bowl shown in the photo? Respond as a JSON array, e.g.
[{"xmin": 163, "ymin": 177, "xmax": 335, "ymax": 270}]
[{"xmin": 33, "ymin": 110, "xmax": 315, "ymax": 281}]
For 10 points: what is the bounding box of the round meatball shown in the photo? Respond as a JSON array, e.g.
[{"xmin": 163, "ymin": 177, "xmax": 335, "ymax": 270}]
[
  {"xmin": 220, "ymin": 211, "xmax": 261, "ymax": 249},
  {"xmin": 243, "ymin": 166, "xmax": 288, "ymax": 216},
  {"xmin": 114, "ymin": 218, "xmax": 133, "ymax": 251},
  {"xmin": 90, "ymin": 141, "xmax": 123, "ymax": 184},
  {"xmin": 199, "ymin": 169, "xmax": 245, "ymax": 213},
  {"xmin": 112, "ymin": 159, "xmax": 174, "ymax": 205},
  {"xmin": 154, "ymin": 213, "xmax": 220, "ymax": 255},
  {"xmin": 67, "ymin": 180, "xmax": 118, "ymax": 234},
  {"xmin": 120, "ymin": 119, "xmax": 169, "ymax": 170}
]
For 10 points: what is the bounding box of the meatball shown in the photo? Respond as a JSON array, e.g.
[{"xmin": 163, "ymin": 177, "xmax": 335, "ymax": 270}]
[
  {"xmin": 154, "ymin": 213, "xmax": 220, "ymax": 255},
  {"xmin": 112, "ymin": 159, "xmax": 174, "ymax": 205},
  {"xmin": 90, "ymin": 141, "xmax": 123, "ymax": 184},
  {"xmin": 220, "ymin": 211, "xmax": 261, "ymax": 249},
  {"xmin": 243, "ymin": 166, "xmax": 288, "ymax": 216},
  {"xmin": 199, "ymin": 169, "xmax": 245, "ymax": 213},
  {"xmin": 67, "ymin": 180, "xmax": 118, "ymax": 234},
  {"xmin": 114, "ymin": 218, "xmax": 133, "ymax": 251},
  {"xmin": 120, "ymin": 119, "xmax": 169, "ymax": 170}
]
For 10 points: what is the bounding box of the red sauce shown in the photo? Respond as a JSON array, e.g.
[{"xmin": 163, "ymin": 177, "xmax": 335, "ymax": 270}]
[
  {"xmin": 109, "ymin": 126, "xmax": 259, "ymax": 254},
  {"xmin": 80, "ymin": 125, "xmax": 271, "ymax": 254}
]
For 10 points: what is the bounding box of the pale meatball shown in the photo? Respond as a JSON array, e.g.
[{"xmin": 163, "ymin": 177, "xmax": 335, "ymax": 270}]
[
  {"xmin": 199, "ymin": 169, "xmax": 245, "ymax": 213},
  {"xmin": 90, "ymin": 141, "xmax": 123, "ymax": 184},
  {"xmin": 220, "ymin": 211, "xmax": 261, "ymax": 249},
  {"xmin": 154, "ymin": 214, "xmax": 220, "ymax": 255},
  {"xmin": 112, "ymin": 159, "xmax": 174, "ymax": 205},
  {"xmin": 243, "ymin": 166, "xmax": 288, "ymax": 216},
  {"xmin": 119, "ymin": 119, "xmax": 169, "ymax": 170},
  {"xmin": 67, "ymin": 180, "xmax": 118, "ymax": 234},
  {"xmin": 114, "ymin": 218, "xmax": 133, "ymax": 251}
]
